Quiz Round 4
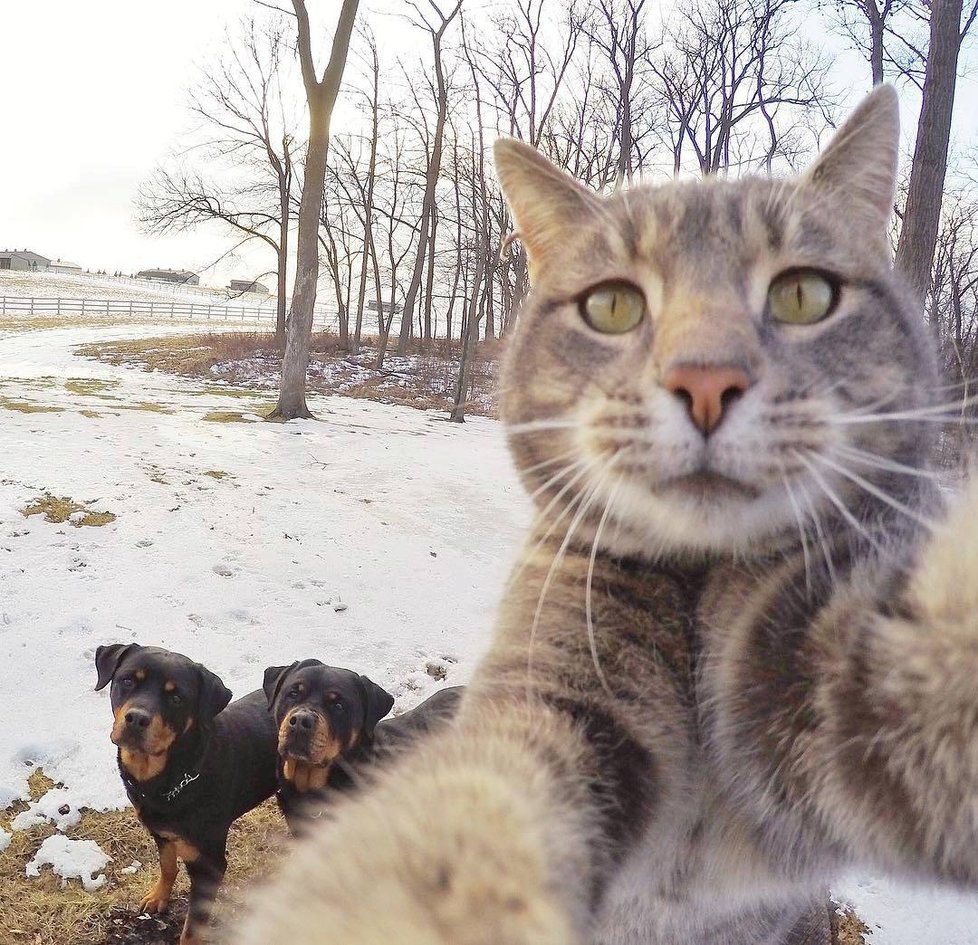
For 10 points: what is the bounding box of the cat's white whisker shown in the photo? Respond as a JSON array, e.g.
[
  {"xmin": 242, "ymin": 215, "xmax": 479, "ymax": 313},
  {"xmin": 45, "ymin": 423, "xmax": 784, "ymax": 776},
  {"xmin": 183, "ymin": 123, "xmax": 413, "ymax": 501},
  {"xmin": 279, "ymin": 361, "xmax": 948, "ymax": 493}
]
[
  {"xmin": 513, "ymin": 455, "xmax": 606, "ymax": 590},
  {"xmin": 829, "ymin": 392, "xmax": 978, "ymax": 425},
  {"xmin": 779, "ymin": 466, "xmax": 815, "ymax": 599},
  {"xmin": 528, "ymin": 454, "xmax": 591, "ymax": 503},
  {"xmin": 794, "ymin": 471, "xmax": 837, "ymax": 584},
  {"xmin": 585, "ymin": 472, "xmax": 623, "ymax": 699},
  {"xmin": 793, "ymin": 451, "xmax": 883, "ymax": 553},
  {"xmin": 811, "ymin": 451, "xmax": 935, "ymax": 532},
  {"xmin": 521, "ymin": 447, "xmax": 582, "ymax": 478},
  {"xmin": 832, "ymin": 444, "xmax": 939, "ymax": 481},
  {"xmin": 526, "ymin": 480, "xmax": 603, "ymax": 686},
  {"xmin": 506, "ymin": 418, "xmax": 579, "ymax": 435}
]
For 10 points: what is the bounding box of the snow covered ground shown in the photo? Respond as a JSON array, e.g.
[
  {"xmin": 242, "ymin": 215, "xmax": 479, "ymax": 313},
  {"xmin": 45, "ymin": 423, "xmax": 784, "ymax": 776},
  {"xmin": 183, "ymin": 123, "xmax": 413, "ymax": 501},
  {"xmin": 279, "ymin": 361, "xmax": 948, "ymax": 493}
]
[
  {"xmin": 0, "ymin": 323, "xmax": 976, "ymax": 940},
  {"xmin": 0, "ymin": 269, "xmax": 275, "ymax": 308}
]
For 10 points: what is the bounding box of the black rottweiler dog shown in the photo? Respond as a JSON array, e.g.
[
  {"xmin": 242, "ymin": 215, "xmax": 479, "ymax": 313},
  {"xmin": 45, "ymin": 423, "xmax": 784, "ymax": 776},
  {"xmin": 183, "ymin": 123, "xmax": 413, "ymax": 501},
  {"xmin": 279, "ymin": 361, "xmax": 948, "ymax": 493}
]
[
  {"xmin": 263, "ymin": 659, "xmax": 463, "ymax": 833},
  {"xmin": 95, "ymin": 644, "xmax": 278, "ymax": 945}
]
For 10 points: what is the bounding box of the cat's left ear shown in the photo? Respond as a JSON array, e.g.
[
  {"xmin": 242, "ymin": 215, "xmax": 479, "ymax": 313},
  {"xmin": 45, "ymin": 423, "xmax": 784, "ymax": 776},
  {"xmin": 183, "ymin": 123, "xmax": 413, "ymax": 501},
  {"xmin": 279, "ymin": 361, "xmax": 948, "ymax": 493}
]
[
  {"xmin": 802, "ymin": 84, "xmax": 900, "ymax": 234},
  {"xmin": 494, "ymin": 139, "xmax": 602, "ymax": 280}
]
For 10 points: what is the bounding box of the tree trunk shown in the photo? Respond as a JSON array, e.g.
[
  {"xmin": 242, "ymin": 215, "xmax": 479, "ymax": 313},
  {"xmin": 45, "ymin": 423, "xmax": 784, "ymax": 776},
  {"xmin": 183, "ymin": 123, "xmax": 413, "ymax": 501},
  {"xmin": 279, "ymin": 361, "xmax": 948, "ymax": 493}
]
[
  {"xmin": 276, "ymin": 216, "xmax": 289, "ymax": 348},
  {"xmin": 394, "ymin": 4, "xmax": 460, "ymax": 354},
  {"xmin": 450, "ymin": 247, "xmax": 486, "ymax": 422},
  {"xmin": 269, "ymin": 0, "xmax": 359, "ymax": 421},
  {"xmin": 894, "ymin": 0, "xmax": 963, "ymax": 302}
]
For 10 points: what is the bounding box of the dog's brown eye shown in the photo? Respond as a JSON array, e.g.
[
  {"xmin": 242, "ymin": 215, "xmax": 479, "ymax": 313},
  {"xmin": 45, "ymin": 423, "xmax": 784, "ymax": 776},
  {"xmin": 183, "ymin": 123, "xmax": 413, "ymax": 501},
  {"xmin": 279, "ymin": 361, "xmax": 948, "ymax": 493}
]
[
  {"xmin": 288, "ymin": 687, "xmax": 301, "ymax": 699},
  {"xmin": 121, "ymin": 677, "xmax": 135, "ymax": 689},
  {"xmin": 333, "ymin": 701, "xmax": 346, "ymax": 713},
  {"xmin": 170, "ymin": 693, "xmax": 183, "ymax": 705}
]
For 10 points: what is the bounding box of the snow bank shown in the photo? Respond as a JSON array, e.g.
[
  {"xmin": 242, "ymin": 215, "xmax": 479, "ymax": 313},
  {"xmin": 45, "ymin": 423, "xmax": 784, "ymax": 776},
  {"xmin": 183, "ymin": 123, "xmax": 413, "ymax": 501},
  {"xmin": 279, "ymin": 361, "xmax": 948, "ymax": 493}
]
[{"xmin": 25, "ymin": 835, "xmax": 111, "ymax": 891}]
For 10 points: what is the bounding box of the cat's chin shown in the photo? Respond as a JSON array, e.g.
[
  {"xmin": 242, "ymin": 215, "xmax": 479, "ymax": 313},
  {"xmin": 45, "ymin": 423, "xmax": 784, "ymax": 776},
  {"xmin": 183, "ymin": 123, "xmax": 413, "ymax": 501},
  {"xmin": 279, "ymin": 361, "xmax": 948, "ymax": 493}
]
[{"xmin": 605, "ymin": 476, "xmax": 799, "ymax": 558}]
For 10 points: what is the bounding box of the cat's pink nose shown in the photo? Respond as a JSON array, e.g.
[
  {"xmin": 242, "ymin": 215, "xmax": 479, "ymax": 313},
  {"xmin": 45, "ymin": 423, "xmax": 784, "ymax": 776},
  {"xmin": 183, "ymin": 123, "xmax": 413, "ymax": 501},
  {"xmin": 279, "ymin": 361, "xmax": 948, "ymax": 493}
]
[{"xmin": 663, "ymin": 364, "xmax": 752, "ymax": 435}]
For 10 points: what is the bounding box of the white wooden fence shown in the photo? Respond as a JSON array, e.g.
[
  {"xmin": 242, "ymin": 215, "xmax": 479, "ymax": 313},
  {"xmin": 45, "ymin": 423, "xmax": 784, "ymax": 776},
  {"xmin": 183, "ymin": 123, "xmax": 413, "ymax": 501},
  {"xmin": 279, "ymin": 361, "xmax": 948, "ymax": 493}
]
[{"xmin": 0, "ymin": 296, "xmax": 339, "ymax": 331}]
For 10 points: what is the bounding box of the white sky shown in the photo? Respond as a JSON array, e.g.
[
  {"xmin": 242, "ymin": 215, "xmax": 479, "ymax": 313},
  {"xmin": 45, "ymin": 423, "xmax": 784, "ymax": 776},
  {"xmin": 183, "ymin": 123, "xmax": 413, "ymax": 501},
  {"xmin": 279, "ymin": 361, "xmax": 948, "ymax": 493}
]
[{"xmin": 0, "ymin": 1, "xmax": 975, "ymax": 288}]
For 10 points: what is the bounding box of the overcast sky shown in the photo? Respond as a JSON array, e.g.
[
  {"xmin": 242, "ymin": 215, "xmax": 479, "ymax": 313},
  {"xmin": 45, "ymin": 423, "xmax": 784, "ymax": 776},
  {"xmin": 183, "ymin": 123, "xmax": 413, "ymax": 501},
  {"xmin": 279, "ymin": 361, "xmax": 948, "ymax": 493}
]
[{"xmin": 1, "ymin": 1, "xmax": 975, "ymax": 288}]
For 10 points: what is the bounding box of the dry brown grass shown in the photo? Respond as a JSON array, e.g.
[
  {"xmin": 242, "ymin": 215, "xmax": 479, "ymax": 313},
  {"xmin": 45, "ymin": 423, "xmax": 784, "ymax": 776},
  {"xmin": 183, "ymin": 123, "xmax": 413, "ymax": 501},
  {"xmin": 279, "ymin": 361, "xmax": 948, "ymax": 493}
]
[
  {"xmin": 79, "ymin": 332, "xmax": 500, "ymax": 417},
  {"xmin": 22, "ymin": 494, "xmax": 117, "ymax": 527},
  {"xmin": 0, "ymin": 396, "xmax": 66, "ymax": 414},
  {"xmin": 832, "ymin": 904, "xmax": 870, "ymax": 944},
  {"xmin": 2, "ymin": 766, "xmax": 867, "ymax": 944},
  {"xmin": 0, "ymin": 767, "xmax": 289, "ymax": 945}
]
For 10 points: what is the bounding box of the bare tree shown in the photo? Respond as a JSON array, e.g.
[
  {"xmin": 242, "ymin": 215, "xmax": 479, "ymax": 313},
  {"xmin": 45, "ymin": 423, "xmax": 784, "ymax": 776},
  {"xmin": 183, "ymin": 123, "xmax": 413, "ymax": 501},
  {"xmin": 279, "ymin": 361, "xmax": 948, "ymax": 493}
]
[
  {"xmin": 139, "ymin": 17, "xmax": 297, "ymax": 344},
  {"xmin": 582, "ymin": 0, "xmax": 656, "ymax": 186},
  {"xmin": 895, "ymin": 0, "xmax": 978, "ymax": 300},
  {"xmin": 393, "ymin": 0, "xmax": 463, "ymax": 355},
  {"xmin": 649, "ymin": 0, "xmax": 836, "ymax": 175},
  {"xmin": 271, "ymin": 0, "xmax": 360, "ymax": 421}
]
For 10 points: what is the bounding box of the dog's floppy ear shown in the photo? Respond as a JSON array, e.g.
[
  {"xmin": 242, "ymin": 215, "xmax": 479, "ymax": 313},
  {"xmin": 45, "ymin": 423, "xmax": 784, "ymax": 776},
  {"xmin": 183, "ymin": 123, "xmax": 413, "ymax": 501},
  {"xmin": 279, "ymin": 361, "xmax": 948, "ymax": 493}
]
[
  {"xmin": 263, "ymin": 663, "xmax": 298, "ymax": 709},
  {"xmin": 197, "ymin": 664, "xmax": 232, "ymax": 721},
  {"xmin": 94, "ymin": 643, "xmax": 141, "ymax": 691},
  {"xmin": 358, "ymin": 675, "xmax": 395, "ymax": 738}
]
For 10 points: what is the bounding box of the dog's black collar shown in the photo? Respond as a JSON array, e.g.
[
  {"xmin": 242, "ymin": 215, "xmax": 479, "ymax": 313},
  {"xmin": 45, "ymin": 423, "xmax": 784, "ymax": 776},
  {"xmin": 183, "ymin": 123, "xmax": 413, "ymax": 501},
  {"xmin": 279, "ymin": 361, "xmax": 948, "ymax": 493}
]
[
  {"xmin": 119, "ymin": 733, "xmax": 211, "ymax": 807},
  {"xmin": 123, "ymin": 766, "xmax": 202, "ymax": 805}
]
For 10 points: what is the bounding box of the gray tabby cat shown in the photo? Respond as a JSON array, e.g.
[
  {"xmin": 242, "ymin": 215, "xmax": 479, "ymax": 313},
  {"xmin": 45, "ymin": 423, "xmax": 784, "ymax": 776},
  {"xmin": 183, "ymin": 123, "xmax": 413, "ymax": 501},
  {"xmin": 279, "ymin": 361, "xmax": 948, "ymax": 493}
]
[{"xmin": 241, "ymin": 86, "xmax": 978, "ymax": 945}]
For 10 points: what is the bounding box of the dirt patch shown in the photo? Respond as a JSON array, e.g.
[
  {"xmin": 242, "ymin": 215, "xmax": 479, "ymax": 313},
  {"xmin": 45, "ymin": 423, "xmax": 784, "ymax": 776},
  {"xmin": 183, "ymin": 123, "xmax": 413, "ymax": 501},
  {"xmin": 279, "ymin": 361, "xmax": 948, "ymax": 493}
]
[
  {"xmin": 0, "ymin": 396, "xmax": 65, "ymax": 414},
  {"xmin": 203, "ymin": 470, "xmax": 232, "ymax": 480},
  {"xmin": 78, "ymin": 332, "xmax": 499, "ymax": 418},
  {"xmin": 126, "ymin": 403, "xmax": 174, "ymax": 414},
  {"xmin": 1, "ymin": 776, "xmax": 288, "ymax": 945},
  {"xmin": 65, "ymin": 378, "xmax": 121, "ymax": 396},
  {"xmin": 203, "ymin": 411, "xmax": 254, "ymax": 424},
  {"xmin": 22, "ymin": 494, "xmax": 117, "ymax": 527},
  {"xmin": 832, "ymin": 904, "xmax": 870, "ymax": 944}
]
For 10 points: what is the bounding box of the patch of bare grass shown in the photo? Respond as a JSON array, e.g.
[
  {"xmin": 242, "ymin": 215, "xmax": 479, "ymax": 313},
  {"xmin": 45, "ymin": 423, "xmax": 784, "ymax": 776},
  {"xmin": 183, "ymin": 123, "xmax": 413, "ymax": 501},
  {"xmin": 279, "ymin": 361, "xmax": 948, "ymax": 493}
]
[
  {"xmin": 203, "ymin": 411, "xmax": 253, "ymax": 424},
  {"xmin": 22, "ymin": 494, "xmax": 117, "ymax": 527},
  {"xmin": 65, "ymin": 378, "xmax": 121, "ymax": 396},
  {"xmin": 79, "ymin": 332, "xmax": 500, "ymax": 417},
  {"xmin": 0, "ymin": 396, "xmax": 65, "ymax": 414},
  {"xmin": 832, "ymin": 904, "xmax": 870, "ymax": 944},
  {"xmin": 1, "ymin": 773, "xmax": 288, "ymax": 945}
]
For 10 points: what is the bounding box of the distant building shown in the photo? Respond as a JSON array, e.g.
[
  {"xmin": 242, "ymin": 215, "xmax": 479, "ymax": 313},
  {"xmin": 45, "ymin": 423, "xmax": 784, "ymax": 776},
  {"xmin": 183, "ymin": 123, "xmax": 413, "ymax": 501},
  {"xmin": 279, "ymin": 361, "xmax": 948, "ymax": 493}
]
[
  {"xmin": 136, "ymin": 268, "xmax": 200, "ymax": 286},
  {"xmin": 49, "ymin": 259, "xmax": 83, "ymax": 274},
  {"xmin": 367, "ymin": 298, "xmax": 403, "ymax": 314},
  {"xmin": 228, "ymin": 278, "xmax": 270, "ymax": 295},
  {"xmin": 0, "ymin": 249, "xmax": 50, "ymax": 272}
]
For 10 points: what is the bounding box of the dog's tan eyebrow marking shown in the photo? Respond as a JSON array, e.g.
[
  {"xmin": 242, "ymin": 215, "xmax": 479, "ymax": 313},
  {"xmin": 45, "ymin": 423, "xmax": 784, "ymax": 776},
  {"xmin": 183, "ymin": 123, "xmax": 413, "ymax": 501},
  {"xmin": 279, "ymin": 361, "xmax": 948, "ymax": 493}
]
[
  {"xmin": 164, "ymin": 681, "xmax": 176, "ymax": 693},
  {"xmin": 135, "ymin": 669, "xmax": 146, "ymax": 682}
]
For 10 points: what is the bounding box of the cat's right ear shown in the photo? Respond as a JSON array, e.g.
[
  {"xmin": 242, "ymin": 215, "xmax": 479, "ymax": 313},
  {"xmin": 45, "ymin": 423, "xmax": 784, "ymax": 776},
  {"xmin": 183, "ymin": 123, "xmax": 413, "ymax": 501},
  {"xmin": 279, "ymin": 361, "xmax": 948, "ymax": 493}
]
[
  {"xmin": 493, "ymin": 139, "xmax": 600, "ymax": 280},
  {"xmin": 802, "ymin": 84, "xmax": 900, "ymax": 235}
]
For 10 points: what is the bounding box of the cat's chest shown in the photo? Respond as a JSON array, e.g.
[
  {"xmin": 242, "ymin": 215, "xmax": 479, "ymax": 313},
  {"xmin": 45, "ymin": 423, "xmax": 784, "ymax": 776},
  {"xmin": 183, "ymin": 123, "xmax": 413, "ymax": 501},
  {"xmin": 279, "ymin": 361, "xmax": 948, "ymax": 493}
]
[{"xmin": 597, "ymin": 780, "xmax": 817, "ymax": 945}]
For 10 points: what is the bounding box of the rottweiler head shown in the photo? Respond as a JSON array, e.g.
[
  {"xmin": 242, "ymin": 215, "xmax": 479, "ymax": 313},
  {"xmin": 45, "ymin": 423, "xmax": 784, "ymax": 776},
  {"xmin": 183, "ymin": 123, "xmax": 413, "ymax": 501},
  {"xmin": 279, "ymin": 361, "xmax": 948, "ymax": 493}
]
[
  {"xmin": 263, "ymin": 660, "xmax": 394, "ymax": 792},
  {"xmin": 95, "ymin": 644, "xmax": 232, "ymax": 782}
]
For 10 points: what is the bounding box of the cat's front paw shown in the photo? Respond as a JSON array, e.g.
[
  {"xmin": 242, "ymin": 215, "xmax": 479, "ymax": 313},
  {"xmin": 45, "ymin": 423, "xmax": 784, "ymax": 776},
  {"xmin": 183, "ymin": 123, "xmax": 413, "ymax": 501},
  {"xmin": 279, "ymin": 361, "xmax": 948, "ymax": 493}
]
[{"xmin": 906, "ymin": 475, "xmax": 978, "ymax": 629}]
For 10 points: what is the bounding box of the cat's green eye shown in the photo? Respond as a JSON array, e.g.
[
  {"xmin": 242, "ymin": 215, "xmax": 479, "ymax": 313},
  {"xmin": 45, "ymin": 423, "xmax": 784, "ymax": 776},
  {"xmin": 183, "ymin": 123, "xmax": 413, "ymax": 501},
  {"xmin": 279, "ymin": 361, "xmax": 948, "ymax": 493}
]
[
  {"xmin": 768, "ymin": 270, "xmax": 837, "ymax": 325},
  {"xmin": 581, "ymin": 284, "xmax": 646, "ymax": 334}
]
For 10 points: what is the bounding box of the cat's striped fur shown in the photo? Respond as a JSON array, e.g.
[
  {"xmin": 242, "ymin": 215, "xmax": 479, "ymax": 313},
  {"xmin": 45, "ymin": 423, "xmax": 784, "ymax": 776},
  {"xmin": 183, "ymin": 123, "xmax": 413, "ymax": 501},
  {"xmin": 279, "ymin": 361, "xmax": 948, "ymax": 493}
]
[{"xmin": 240, "ymin": 86, "xmax": 975, "ymax": 944}]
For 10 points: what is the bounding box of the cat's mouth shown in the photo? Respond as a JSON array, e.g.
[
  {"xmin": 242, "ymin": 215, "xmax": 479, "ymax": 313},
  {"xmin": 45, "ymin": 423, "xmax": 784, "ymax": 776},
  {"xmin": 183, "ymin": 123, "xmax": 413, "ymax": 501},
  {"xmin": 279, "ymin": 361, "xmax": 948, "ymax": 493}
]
[{"xmin": 656, "ymin": 470, "xmax": 762, "ymax": 502}]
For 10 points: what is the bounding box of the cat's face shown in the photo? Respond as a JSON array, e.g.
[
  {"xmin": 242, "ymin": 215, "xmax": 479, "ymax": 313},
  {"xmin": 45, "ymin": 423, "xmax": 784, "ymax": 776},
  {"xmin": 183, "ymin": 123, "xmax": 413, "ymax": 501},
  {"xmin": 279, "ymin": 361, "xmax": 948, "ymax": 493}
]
[{"xmin": 496, "ymin": 87, "xmax": 937, "ymax": 557}]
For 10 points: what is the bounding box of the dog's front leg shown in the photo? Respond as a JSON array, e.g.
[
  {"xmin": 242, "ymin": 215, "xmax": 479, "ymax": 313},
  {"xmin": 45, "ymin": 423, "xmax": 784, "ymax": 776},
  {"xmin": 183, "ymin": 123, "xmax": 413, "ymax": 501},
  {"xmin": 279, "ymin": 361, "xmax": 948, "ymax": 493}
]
[
  {"xmin": 179, "ymin": 841, "xmax": 227, "ymax": 945},
  {"xmin": 139, "ymin": 836, "xmax": 178, "ymax": 914}
]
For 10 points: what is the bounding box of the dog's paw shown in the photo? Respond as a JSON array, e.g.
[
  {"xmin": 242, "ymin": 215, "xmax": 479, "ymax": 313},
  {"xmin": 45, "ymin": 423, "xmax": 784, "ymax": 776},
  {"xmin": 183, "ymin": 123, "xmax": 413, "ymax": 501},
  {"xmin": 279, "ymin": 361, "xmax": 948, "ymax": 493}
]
[{"xmin": 139, "ymin": 882, "xmax": 171, "ymax": 915}]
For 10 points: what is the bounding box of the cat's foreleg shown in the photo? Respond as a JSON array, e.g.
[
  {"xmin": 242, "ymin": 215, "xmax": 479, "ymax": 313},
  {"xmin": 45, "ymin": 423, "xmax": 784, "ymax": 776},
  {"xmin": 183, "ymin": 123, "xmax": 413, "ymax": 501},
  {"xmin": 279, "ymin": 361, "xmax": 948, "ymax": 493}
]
[
  {"xmin": 238, "ymin": 704, "xmax": 604, "ymax": 945},
  {"xmin": 708, "ymin": 480, "xmax": 978, "ymax": 884}
]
